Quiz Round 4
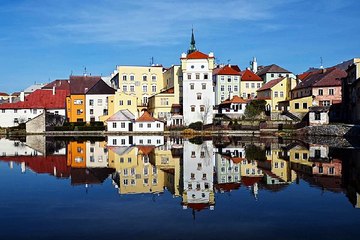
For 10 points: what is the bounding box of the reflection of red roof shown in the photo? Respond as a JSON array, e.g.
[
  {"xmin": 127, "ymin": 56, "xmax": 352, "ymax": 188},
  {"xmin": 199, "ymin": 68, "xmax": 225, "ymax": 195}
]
[
  {"xmin": 0, "ymin": 92, "xmax": 9, "ymax": 96},
  {"xmin": 0, "ymin": 155, "xmax": 70, "ymax": 178},
  {"xmin": 70, "ymin": 168, "xmax": 114, "ymax": 185},
  {"xmin": 221, "ymin": 154, "xmax": 245, "ymax": 164},
  {"xmin": 215, "ymin": 182, "xmax": 241, "ymax": 192},
  {"xmin": 137, "ymin": 146, "xmax": 155, "ymax": 155},
  {"xmin": 185, "ymin": 51, "xmax": 211, "ymax": 59},
  {"xmin": 242, "ymin": 176, "xmax": 262, "ymax": 186},
  {"xmin": 213, "ymin": 65, "xmax": 241, "ymax": 75},
  {"xmin": 0, "ymin": 89, "xmax": 69, "ymax": 109},
  {"xmin": 186, "ymin": 203, "xmax": 210, "ymax": 211},
  {"xmin": 240, "ymin": 69, "xmax": 262, "ymax": 81},
  {"xmin": 136, "ymin": 111, "xmax": 159, "ymax": 122},
  {"xmin": 257, "ymin": 77, "xmax": 284, "ymax": 92},
  {"xmin": 220, "ymin": 95, "xmax": 247, "ymax": 105}
]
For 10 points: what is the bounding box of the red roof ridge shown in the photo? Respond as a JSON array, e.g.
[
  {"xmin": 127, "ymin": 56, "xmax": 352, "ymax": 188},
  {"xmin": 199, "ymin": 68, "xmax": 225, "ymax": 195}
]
[
  {"xmin": 257, "ymin": 77, "xmax": 284, "ymax": 92},
  {"xmin": 214, "ymin": 65, "xmax": 241, "ymax": 76},
  {"xmin": 220, "ymin": 95, "xmax": 247, "ymax": 105},
  {"xmin": 136, "ymin": 111, "xmax": 159, "ymax": 122},
  {"xmin": 241, "ymin": 69, "xmax": 262, "ymax": 81},
  {"xmin": 183, "ymin": 51, "xmax": 212, "ymax": 59}
]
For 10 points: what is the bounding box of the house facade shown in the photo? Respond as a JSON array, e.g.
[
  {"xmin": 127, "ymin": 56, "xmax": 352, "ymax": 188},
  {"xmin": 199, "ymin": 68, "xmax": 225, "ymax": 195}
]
[
  {"xmin": 257, "ymin": 64, "xmax": 295, "ymax": 83},
  {"xmin": 240, "ymin": 69, "xmax": 263, "ymax": 99},
  {"xmin": 213, "ymin": 64, "xmax": 241, "ymax": 105}
]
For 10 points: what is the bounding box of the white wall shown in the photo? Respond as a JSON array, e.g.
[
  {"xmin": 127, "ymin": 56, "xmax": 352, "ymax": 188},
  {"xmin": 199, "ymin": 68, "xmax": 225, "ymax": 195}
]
[
  {"xmin": 86, "ymin": 94, "xmax": 110, "ymax": 122},
  {"xmin": 134, "ymin": 121, "xmax": 164, "ymax": 132},
  {"xmin": 86, "ymin": 141, "xmax": 109, "ymax": 168},
  {"xmin": 0, "ymin": 108, "xmax": 43, "ymax": 128},
  {"xmin": 107, "ymin": 120, "xmax": 132, "ymax": 132},
  {"xmin": 0, "ymin": 138, "xmax": 43, "ymax": 157}
]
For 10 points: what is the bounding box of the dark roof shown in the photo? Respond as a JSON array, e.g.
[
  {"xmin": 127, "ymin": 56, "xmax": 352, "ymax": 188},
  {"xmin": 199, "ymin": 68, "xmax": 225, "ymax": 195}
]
[
  {"xmin": 257, "ymin": 77, "xmax": 284, "ymax": 92},
  {"xmin": 70, "ymin": 168, "xmax": 114, "ymax": 185},
  {"xmin": 257, "ymin": 64, "xmax": 291, "ymax": 76},
  {"xmin": 86, "ymin": 79, "xmax": 116, "ymax": 94},
  {"xmin": 69, "ymin": 76, "xmax": 102, "ymax": 94},
  {"xmin": 293, "ymin": 67, "xmax": 347, "ymax": 90},
  {"xmin": 42, "ymin": 79, "xmax": 70, "ymax": 91}
]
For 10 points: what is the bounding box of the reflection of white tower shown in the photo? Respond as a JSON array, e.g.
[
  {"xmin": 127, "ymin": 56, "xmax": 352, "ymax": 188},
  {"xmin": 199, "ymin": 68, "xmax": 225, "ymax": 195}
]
[
  {"xmin": 252, "ymin": 182, "xmax": 259, "ymax": 200},
  {"xmin": 182, "ymin": 140, "xmax": 215, "ymax": 211}
]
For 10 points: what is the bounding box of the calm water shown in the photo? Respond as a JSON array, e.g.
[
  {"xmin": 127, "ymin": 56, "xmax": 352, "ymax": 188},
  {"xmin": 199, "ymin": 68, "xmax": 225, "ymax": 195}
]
[{"xmin": 0, "ymin": 135, "xmax": 359, "ymax": 240}]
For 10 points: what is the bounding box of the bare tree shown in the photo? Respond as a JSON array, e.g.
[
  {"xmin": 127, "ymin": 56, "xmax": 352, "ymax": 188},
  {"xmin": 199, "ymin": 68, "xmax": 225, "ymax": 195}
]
[{"xmin": 200, "ymin": 98, "xmax": 213, "ymax": 127}]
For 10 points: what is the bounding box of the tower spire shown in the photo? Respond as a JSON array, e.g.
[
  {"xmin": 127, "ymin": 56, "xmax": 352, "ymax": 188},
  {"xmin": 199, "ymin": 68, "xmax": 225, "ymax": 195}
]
[{"xmin": 188, "ymin": 28, "xmax": 197, "ymax": 54}]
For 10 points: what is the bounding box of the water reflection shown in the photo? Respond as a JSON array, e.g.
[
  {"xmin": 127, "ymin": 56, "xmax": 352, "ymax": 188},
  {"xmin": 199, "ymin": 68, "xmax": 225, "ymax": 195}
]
[{"xmin": 1, "ymin": 135, "xmax": 360, "ymax": 210}]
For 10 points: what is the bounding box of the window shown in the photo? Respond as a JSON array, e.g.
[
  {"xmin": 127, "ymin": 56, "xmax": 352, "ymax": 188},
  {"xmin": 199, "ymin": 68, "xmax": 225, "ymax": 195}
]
[
  {"xmin": 257, "ymin": 83, "xmax": 261, "ymax": 88},
  {"xmin": 274, "ymin": 91, "xmax": 278, "ymax": 98},
  {"xmin": 191, "ymin": 105, "xmax": 195, "ymax": 112},
  {"xmin": 295, "ymin": 152, "xmax": 300, "ymax": 159},
  {"xmin": 246, "ymin": 83, "xmax": 249, "ymax": 88},
  {"xmin": 190, "ymin": 173, "xmax": 195, "ymax": 179},
  {"xmin": 200, "ymin": 151, "xmax": 205, "ymax": 158},
  {"xmin": 89, "ymin": 99, "xmax": 94, "ymax": 106},
  {"xmin": 204, "ymin": 74, "xmax": 208, "ymax": 79},
  {"xmin": 191, "ymin": 65, "xmax": 194, "ymax": 69},
  {"xmin": 197, "ymin": 93, "xmax": 201, "ymax": 100},
  {"xmin": 329, "ymin": 88, "xmax": 334, "ymax": 95},
  {"xmin": 152, "ymin": 75, "xmax": 156, "ymax": 82},
  {"xmin": 188, "ymin": 183, "xmax": 192, "ymax": 190},
  {"xmin": 120, "ymin": 157, "xmax": 124, "ymax": 163},
  {"xmin": 77, "ymin": 109, "xmax": 82, "ymax": 115},
  {"xmin": 200, "ymin": 105, "xmax": 205, "ymax": 112},
  {"xmin": 128, "ymin": 157, "xmax": 132, "ymax": 163},
  {"xmin": 90, "ymin": 109, "xmax": 93, "ymax": 114},
  {"xmin": 1, "ymin": 110, "xmax": 4, "ymax": 113},
  {"xmin": 271, "ymin": 73, "xmax": 274, "ymax": 77},
  {"xmin": 122, "ymin": 75, "xmax": 127, "ymax": 81},
  {"xmin": 147, "ymin": 123, "xmax": 151, "ymax": 128},
  {"xmin": 97, "ymin": 99, "xmax": 102, "ymax": 106},
  {"xmin": 242, "ymin": 93, "xmax": 247, "ymax": 98},
  {"xmin": 221, "ymin": 95, "xmax": 224, "ymax": 101},
  {"xmin": 190, "ymin": 84, "xmax": 194, "ymax": 90},
  {"xmin": 315, "ymin": 112, "xmax": 321, "ymax": 120},
  {"xmin": 123, "ymin": 85, "xmax": 127, "ymax": 92},
  {"xmin": 156, "ymin": 123, "xmax": 160, "ymax": 128},
  {"xmin": 191, "ymin": 151, "xmax": 195, "ymax": 158},
  {"xmin": 234, "ymin": 85, "xmax": 238, "ymax": 92},
  {"xmin": 280, "ymin": 91, "xmax": 284, "ymax": 98},
  {"xmin": 202, "ymin": 173, "xmax": 207, "ymax": 179},
  {"xmin": 127, "ymin": 100, "xmax": 131, "ymax": 105},
  {"xmin": 142, "ymin": 85, "xmax": 147, "ymax": 92},
  {"xmin": 130, "ymin": 75, "xmax": 135, "ymax": 81},
  {"xmin": 320, "ymin": 100, "xmax": 330, "ymax": 106},
  {"xmin": 74, "ymin": 99, "xmax": 83, "ymax": 105},
  {"xmin": 196, "ymin": 74, "xmax": 200, "ymax": 79},
  {"xmin": 303, "ymin": 102, "xmax": 308, "ymax": 109},
  {"xmin": 152, "ymin": 85, "xmax": 156, "ymax": 92},
  {"xmin": 220, "ymin": 85, "xmax": 224, "ymax": 91},
  {"xmin": 295, "ymin": 103, "xmax": 299, "ymax": 109},
  {"xmin": 227, "ymin": 76, "xmax": 231, "ymax": 82},
  {"xmin": 202, "ymin": 83, "xmax": 206, "ymax": 90},
  {"xmin": 315, "ymin": 149, "xmax": 321, "ymax": 158},
  {"xmin": 251, "ymin": 83, "xmax": 255, "ymax": 88},
  {"xmin": 328, "ymin": 167, "xmax": 335, "ymax": 175},
  {"xmin": 161, "ymin": 98, "xmax": 168, "ymax": 105},
  {"xmin": 119, "ymin": 100, "xmax": 123, "ymax": 105},
  {"xmin": 303, "ymin": 153, "xmax": 308, "ymax": 159},
  {"xmin": 142, "ymin": 75, "xmax": 147, "ymax": 81},
  {"xmin": 130, "ymin": 85, "xmax": 135, "ymax": 92},
  {"xmin": 318, "ymin": 89, "xmax": 323, "ymax": 96},
  {"xmin": 188, "ymin": 74, "xmax": 191, "ymax": 80},
  {"xmin": 228, "ymin": 85, "xmax": 232, "ymax": 92},
  {"xmin": 139, "ymin": 123, "xmax": 143, "ymax": 128},
  {"xmin": 121, "ymin": 122, "xmax": 125, "ymax": 128},
  {"xmin": 112, "ymin": 139, "xmax": 117, "ymax": 145}
]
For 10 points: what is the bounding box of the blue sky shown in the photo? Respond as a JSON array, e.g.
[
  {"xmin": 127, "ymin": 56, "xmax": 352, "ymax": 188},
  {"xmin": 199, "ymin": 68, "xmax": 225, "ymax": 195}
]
[{"xmin": 0, "ymin": 0, "xmax": 359, "ymax": 93}]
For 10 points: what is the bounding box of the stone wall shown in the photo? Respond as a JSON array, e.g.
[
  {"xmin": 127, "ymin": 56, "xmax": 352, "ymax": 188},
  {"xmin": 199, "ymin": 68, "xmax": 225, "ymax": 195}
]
[
  {"xmin": 296, "ymin": 124, "xmax": 360, "ymax": 137},
  {"xmin": 26, "ymin": 112, "xmax": 45, "ymax": 134}
]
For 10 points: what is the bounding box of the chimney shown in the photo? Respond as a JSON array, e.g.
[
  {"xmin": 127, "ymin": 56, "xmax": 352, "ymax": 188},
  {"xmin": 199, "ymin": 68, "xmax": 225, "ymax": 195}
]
[
  {"xmin": 52, "ymin": 86, "xmax": 56, "ymax": 95},
  {"xmin": 20, "ymin": 91, "xmax": 25, "ymax": 102}
]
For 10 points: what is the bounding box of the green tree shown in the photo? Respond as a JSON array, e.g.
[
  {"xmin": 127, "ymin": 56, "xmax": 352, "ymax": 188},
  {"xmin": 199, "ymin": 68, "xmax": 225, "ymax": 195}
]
[
  {"xmin": 244, "ymin": 99, "xmax": 266, "ymax": 121},
  {"xmin": 245, "ymin": 144, "xmax": 266, "ymax": 161}
]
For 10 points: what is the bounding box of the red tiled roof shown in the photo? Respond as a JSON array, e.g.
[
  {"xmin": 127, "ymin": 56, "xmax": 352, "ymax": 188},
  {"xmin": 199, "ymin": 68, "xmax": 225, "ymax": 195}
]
[
  {"xmin": 213, "ymin": 65, "xmax": 241, "ymax": 76},
  {"xmin": 0, "ymin": 92, "xmax": 9, "ymax": 96},
  {"xmin": 293, "ymin": 67, "xmax": 347, "ymax": 90},
  {"xmin": 160, "ymin": 88, "xmax": 174, "ymax": 94},
  {"xmin": 136, "ymin": 111, "xmax": 159, "ymax": 122},
  {"xmin": 185, "ymin": 51, "xmax": 211, "ymax": 59},
  {"xmin": 0, "ymin": 89, "xmax": 69, "ymax": 109},
  {"xmin": 69, "ymin": 76, "xmax": 102, "ymax": 94},
  {"xmin": 257, "ymin": 77, "xmax": 284, "ymax": 92},
  {"xmin": 186, "ymin": 203, "xmax": 210, "ymax": 211},
  {"xmin": 137, "ymin": 146, "xmax": 155, "ymax": 155},
  {"xmin": 240, "ymin": 69, "xmax": 262, "ymax": 81},
  {"xmin": 241, "ymin": 176, "xmax": 263, "ymax": 186},
  {"xmin": 220, "ymin": 95, "xmax": 247, "ymax": 105}
]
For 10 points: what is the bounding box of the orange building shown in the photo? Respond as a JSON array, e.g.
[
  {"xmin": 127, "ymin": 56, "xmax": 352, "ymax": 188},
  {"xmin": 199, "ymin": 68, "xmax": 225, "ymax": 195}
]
[{"xmin": 67, "ymin": 141, "xmax": 87, "ymax": 168}]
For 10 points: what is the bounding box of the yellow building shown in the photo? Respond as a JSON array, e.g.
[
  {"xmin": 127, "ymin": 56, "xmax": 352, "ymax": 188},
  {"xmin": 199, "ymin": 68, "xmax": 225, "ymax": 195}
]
[
  {"xmin": 66, "ymin": 94, "xmax": 86, "ymax": 122},
  {"xmin": 257, "ymin": 77, "xmax": 297, "ymax": 120},
  {"xmin": 100, "ymin": 90, "xmax": 138, "ymax": 123},
  {"xmin": 264, "ymin": 148, "xmax": 297, "ymax": 183},
  {"xmin": 288, "ymin": 96, "xmax": 313, "ymax": 113},
  {"xmin": 108, "ymin": 145, "xmax": 165, "ymax": 195},
  {"xmin": 240, "ymin": 69, "xmax": 263, "ymax": 99},
  {"xmin": 110, "ymin": 65, "xmax": 166, "ymax": 113}
]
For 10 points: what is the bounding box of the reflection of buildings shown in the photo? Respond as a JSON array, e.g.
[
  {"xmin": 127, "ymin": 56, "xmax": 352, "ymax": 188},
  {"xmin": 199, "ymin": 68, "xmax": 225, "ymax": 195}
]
[
  {"xmin": 109, "ymin": 145, "xmax": 165, "ymax": 195},
  {"xmin": 107, "ymin": 135, "xmax": 164, "ymax": 147},
  {"xmin": 214, "ymin": 144, "xmax": 242, "ymax": 193},
  {"xmin": 182, "ymin": 140, "xmax": 215, "ymax": 212}
]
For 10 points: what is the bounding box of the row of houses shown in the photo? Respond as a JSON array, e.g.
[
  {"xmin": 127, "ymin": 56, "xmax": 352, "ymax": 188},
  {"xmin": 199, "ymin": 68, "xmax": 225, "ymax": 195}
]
[{"xmin": 0, "ymin": 30, "xmax": 359, "ymax": 131}]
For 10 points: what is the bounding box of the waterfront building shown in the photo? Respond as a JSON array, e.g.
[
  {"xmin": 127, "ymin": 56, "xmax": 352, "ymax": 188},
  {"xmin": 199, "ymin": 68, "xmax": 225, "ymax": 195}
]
[
  {"xmin": 217, "ymin": 95, "xmax": 247, "ymax": 119},
  {"xmin": 106, "ymin": 109, "xmax": 135, "ymax": 132},
  {"xmin": 180, "ymin": 31, "xmax": 215, "ymax": 125},
  {"xmin": 256, "ymin": 77, "xmax": 297, "ymax": 120},
  {"xmin": 0, "ymin": 88, "xmax": 68, "ymax": 128},
  {"xmin": 213, "ymin": 64, "xmax": 241, "ymax": 105},
  {"xmin": 239, "ymin": 69, "xmax": 263, "ymax": 99},
  {"xmin": 342, "ymin": 59, "xmax": 360, "ymax": 123},
  {"xmin": 109, "ymin": 65, "xmax": 165, "ymax": 112},
  {"xmin": 67, "ymin": 141, "xmax": 87, "ymax": 168},
  {"xmin": 256, "ymin": 64, "xmax": 295, "ymax": 83}
]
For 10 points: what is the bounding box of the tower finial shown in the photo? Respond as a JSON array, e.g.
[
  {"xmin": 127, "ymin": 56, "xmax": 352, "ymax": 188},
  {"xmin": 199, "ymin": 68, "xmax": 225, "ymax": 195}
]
[{"xmin": 188, "ymin": 28, "xmax": 197, "ymax": 54}]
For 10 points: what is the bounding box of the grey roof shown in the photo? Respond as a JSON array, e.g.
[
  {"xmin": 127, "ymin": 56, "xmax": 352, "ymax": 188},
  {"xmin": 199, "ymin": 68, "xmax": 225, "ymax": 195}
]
[
  {"xmin": 23, "ymin": 83, "xmax": 46, "ymax": 93},
  {"xmin": 107, "ymin": 146, "xmax": 134, "ymax": 156},
  {"xmin": 106, "ymin": 109, "xmax": 135, "ymax": 122},
  {"xmin": 256, "ymin": 64, "xmax": 291, "ymax": 76}
]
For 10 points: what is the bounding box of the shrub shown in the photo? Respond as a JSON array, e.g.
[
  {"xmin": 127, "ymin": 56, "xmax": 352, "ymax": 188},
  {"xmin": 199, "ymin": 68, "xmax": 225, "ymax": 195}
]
[{"xmin": 188, "ymin": 121, "xmax": 203, "ymax": 131}]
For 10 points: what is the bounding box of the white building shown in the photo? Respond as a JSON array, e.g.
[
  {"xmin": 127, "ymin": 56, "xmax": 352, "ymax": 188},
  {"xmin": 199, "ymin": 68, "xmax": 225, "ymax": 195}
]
[
  {"xmin": 213, "ymin": 64, "xmax": 241, "ymax": 105},
  {"xmin": 182, "ymin": 140, "xmax": 215, "ymax": 210},
  {"xmin": 106, "ymin": 109, "xmax": 135, "ymax": 132},
  {"xmin": 180, "ymin": 31, "xmax": 215, "ymax": 125},
  {"xmin": 86, "ymin": 141, "xmax": 109, "ymax": 168},
  {"xmin": 0, "ymin": 89, "xmax": 68, "ymax": 128},
  {"xmin": 133, "ymin": 111, "xmax": 164, "ymax": 132},
  {"xmin": 218, "ymin": 95, "xmax": 247, "ymax": 119},
  {"xmin": 107, "ymin": 135, "xmax": 164, "ymax": 147}
]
